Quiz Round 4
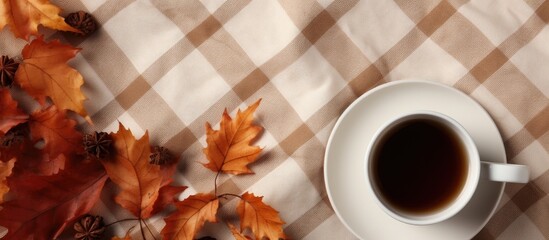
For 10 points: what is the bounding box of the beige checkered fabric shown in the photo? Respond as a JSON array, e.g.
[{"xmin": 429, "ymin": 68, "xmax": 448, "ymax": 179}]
[{"xmin": 3, "ymin": 0, "xmax": 548, "ymax": 239}]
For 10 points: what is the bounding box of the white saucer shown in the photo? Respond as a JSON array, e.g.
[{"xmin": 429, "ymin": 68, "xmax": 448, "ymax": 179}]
[{"xmin": 324, "ymin": 80, "xmax": 505, "ymax": 240}]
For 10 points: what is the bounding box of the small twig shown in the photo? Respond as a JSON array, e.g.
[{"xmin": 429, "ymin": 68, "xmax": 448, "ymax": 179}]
[{"xmin": 104, "ymin": 218, "xmax": 140, "ymax": 228}]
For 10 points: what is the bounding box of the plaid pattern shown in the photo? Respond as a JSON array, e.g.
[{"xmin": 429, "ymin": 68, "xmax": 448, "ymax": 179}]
[{"xmin": 3, "ymin": 0, "xmax": 548, "ymax": 239}]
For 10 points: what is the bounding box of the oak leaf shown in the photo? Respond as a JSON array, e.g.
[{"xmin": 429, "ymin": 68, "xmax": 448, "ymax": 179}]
[
  {"xmin": 228, "ymin": 223, "xmax": 252, "ymax": 240},
  {"xmin": 237, "ymin": 192, "xmax": 287, "ymax": 240},
  {"xmin": 0, "ymin": 89, "xmax": 28, "ymax": 134},
  {"xmin": 29, "ymin": 105, "xmax": 83, "ymax": 159},
  {"xmin": 161, "ymin": 193, "xmax": 219, "ymax": 240},
  {"xmin": 15, "ymin": 37, "xmax": 90, "ymax": 121},
  {"xmin": 203, "ymin": 99, "xmax": 263, "ymax": 175},
  {"xmin": 100, "ymin": 123, "xmax": 162, "ymax": 219},
  {"xmin": 0, "ymin": 0, "xmax": 79, "ymax": 40},
  {"xmin": 0, "ymin": 160, "xmax": 108, "ymax": 239},
  {"xmin": 0, "ymin": 158, "xmax": 14, "ymax": 203}
]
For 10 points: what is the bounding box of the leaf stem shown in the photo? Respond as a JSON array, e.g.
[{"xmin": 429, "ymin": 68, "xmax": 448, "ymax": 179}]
[
  {"xmin": 139, "ymin": 219, "xmax": 146, "ymax": 240},
  {"xmin": 214, "ymin": 170, "xmax": 221, "ymax": 196},
  {"xmin": 217, "ymin": 193, "xmax": 242, "ymax": 200},
  {"xmin": 142, "ymin": 219, "xmax": 158, "ymax": 240},
  {"xmin": 104, "ymin": 218, "xmax": 140, "ymax": 228}
]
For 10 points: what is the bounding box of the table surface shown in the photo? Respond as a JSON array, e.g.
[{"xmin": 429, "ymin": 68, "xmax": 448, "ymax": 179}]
[{"xmin": 3, "ymin": 0, "xmax": 548, "ymax": 239}]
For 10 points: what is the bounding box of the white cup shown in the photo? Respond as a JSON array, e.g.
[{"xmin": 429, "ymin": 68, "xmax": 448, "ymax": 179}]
[{"xmin": 364, "ymin": 111, "xmax": 529, "ymax": 225}]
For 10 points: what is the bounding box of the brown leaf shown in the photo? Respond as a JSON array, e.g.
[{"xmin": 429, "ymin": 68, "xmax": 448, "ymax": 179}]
[
  {"xmin": 203, "ymin": 99, "xmax": 263, "ymax": 175},
  {"xmin": 100, "ymin": 123, "xmax": 162, "ymax": 219},
  {"xmin": 0, "ymin": 88, "xmax": 28, "ymax": 134},
  {"xmin": 150, "ymin": 150, "xmax": 186, "ymax": 215},
  {"xmin": 228, "ymin": 223, "xmax": 252, "ymax": 240},
  {"xmin": 29, "ymin": 105, "xmax": 83, "ymax": 159},
  {"xmin": 237, "ymin": 192, "xmax": 287, "ymax": 240},
  {"xmin": 0, "ymin": 160, "xmax": 108, "ymax": 239},
  {"xmin": 112, "ymin": 230, "xmax": 133, "ymax": 240},
  {"xmin": 152, "ymin": 185, "xmax": 187, "ymax": 216},
  {"xmin": 161, "ymin": 193, "xmax": 219, "ymax": 240},
  {"xmin": 15, "ymin": 37, "xmax": 90, "ymax": 121},
  {"xmin": 0, "ymin": 0, "xmax": 79, "ymax": 40},
  {"xmin": 0, "ymin": 157, "xmax": 14, "ymax": 203}
]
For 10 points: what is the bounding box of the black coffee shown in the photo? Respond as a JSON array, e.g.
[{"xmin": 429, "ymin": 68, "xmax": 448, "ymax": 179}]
[{"xmin": 372, "ymin": 118, "xmax": 468, "ymax": 214}]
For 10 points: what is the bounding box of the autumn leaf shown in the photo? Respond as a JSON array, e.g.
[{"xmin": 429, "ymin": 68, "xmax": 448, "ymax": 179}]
[
  {"xmin": 152, "ymin": 185, "xmax": 187, "ymax": 216},
  {"xmin": 112, "ymin": 228, "xmax": 134, "ymax": 240},
  {"xmin": 0, "ymin": 160, "xmax": 108, "ymax": 239},
  {"xmin": 161, "ymin": 193, "xmax": 219, "ymax": 240},
  {"xmin": 151, "ymin": 151, "xmax": 187, "ymax": 215},
  {"xmin": 228, "ymin": 223, "xmax": 252, "ymax": 240},
  {"xmin": 15, "ymin": 37, "xmax": 90, "ymax": 121},
  {"xmin": 237, "ymin": 192, "xmax": 287, "ymax": 240},
  {"xmin": 29, "ymin": 105, "xmax": 83, "ymax": 159},
  {"xmin": 0, "ymin": 89, "xmax": 28, "ymax": 134},
  {"xmin": 100, "ymin": 123, "xmax": 162, "ymax": 219},
  {"xmin": 203, "ymin": 99, "xmax": 263, "ymax": 175},
  {"xmin": 0, "ymin": 0, "xmax": 79, "ymax": 40},
  {"xmin": 0, "ymin": 158, "xmax": 14, "ymax": 203},
  {"xmin": 112, "ymin": 234, "xmax": 132, "ymax": 240},
  {"xmin": 15, "ymin": 150, "xmax": 66, "ymax": 176}
]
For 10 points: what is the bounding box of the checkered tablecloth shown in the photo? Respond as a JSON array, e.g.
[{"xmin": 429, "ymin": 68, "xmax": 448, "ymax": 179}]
[{"xmin": 3, "ymin": 0, "xmax": 548, "ymax": 239}]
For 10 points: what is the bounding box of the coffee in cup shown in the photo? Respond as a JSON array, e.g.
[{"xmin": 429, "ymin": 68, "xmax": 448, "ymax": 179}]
[{"xmin": 365, "ymin": 111, "xmax": 529, "ymax": 225}]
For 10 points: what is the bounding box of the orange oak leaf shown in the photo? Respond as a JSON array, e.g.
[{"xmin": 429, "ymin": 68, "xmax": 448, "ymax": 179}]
[
  {"xmin": 100, "ymin": 123, "xmax": 162, "ymax": 219},
  {"xmin": 0, "ymin": 0, "xmax": 79, "ymax": 40},
  {"xmin": 203, "ymin": 99, "xmax": 263, "ymax": 175},
  {"xmin": 0, "ymin": 158, "xmax": 15, "ymax": 203},
  {"xmin": 161, "ymin": 193, "xmax": 219, "ymax": 240},
  {"xmin": 29, "ymin": 105, "xmax": 83, "ymax": 159},
  {"xmin": 0, "ymin": 160, "xmax": 108, "ymax": 239},
  {"xmin": 228, "ymin": 223, "xmax": 252, "ymax": 240},
  {"xmin": 237, "ymin": 192, "xmax": 287, "ymax": 240},
  {"xmin": 0, "ymin": 89, "xmax": 28, "ymax": 134},
  {"xmin": 15, "ymin": 37, "xmax": 89, "ymax": 121}
]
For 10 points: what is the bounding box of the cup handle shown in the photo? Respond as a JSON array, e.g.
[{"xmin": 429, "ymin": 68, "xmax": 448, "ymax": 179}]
[{"xmin": 481, "ymin": 162, "xmax": 529, "ymax": 183}]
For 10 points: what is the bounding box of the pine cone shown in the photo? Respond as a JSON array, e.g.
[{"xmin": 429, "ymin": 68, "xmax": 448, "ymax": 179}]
[
  {"xmin": 150, "ymin": 146, "xmax": 173, "ymax": 165},
  {"xmin": 0, "ymin": 56, "xmax": 18, "ymax": 87},
  {"xmin": 83, "ymin": 132, "xmax": 112, "ymax": 159},
  {"xmin": 65, "ymin": 11, "xmax": 98, "ymax": 36},
  {"xmin": 73, "ymin": 214, "xmax": 105, "ymax": 240}
]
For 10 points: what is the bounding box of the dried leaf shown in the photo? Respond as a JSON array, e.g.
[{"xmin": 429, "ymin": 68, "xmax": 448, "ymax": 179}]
[
  {"xmin": 150, "ymin": 153, "xmax": 187, "ymax": 215},
  {"xmin": 0, "ymin": 160, "xmax": 108, "ymax": 239},
  {"xmin": 29, "ymin": 105, "xmax": 83, "ymax": 159},
  {"xmin": 15, "ymin": 37, "xmax": 89, "ymax": 121},
  {"xmin": 228, "ymin": 223, "xmax": 252, "ymax": 240},
  {"xmin": 161, "ymin": 193, "xmax": 219, "ymax": 240},
  {"xmin": 0, "ymin": 89, "xmax": 28, "ymax": 134},
  {"xmin": 100, "ymin": 123, "xmax": 162, "ymax": 219},
  {"xmin": 0, "ymin": 158, "xmax": 14, "ymax": 203},
  {"xmin": 0, "ymin": 0, "xmax": 79, "ymax": 40},
  {"xmin": 203, "ymin": 99, "xmax": 263, "ymax": 175},
  {"xmin": 15, "ymin": 148, "xmax": 66, "ymax": 176},
  {"xmin": 152, "ymin": 185, "xmax": 187, "ymax": 216},
  {"xmin": 112, "ymin": 230, "xmax": 133, "ymax": 240},
  {"xmin": 237, "ymin": 192, "xmax": 287, "ymax": 240}
]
